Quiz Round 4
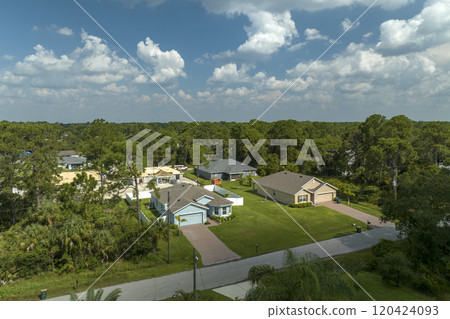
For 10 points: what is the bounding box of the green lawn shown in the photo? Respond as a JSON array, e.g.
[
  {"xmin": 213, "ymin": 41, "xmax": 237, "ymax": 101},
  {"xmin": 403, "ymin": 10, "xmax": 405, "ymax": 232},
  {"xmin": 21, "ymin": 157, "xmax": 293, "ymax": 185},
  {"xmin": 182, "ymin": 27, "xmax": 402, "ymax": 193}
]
[
  {"xmin": 0, "ymin": 232, "xmax": 202, "ymax": 301},
  {"xmin": 353, "ymin": 272, "xmax": 431, "ymax": 301},
  {"xmin": 343, "ymin": 202, "xmax": 383, "ymax": 218},
  {"xmin": 208, "ymin": 181, "xmax": 367, "ymax": 258},
  {"xmin": 183, "ymin": 170, "xmax": 199, "ymax": 182}
]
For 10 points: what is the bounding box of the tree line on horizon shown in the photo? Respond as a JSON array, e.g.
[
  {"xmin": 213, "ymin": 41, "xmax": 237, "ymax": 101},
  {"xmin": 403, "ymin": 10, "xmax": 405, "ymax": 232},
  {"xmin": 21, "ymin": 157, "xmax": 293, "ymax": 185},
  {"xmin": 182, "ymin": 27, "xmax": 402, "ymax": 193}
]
[{"xmin": 0, "ymin": 114, "xmax": 448, "ymax": 294}]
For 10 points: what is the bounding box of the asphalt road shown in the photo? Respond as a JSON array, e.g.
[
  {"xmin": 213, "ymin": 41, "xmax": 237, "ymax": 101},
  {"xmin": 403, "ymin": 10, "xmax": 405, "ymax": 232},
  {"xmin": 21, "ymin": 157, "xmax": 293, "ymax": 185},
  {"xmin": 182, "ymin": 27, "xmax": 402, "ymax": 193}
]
[{"xmin": 49, "ymin": 225, "xmax": 399, "ymax": 301}]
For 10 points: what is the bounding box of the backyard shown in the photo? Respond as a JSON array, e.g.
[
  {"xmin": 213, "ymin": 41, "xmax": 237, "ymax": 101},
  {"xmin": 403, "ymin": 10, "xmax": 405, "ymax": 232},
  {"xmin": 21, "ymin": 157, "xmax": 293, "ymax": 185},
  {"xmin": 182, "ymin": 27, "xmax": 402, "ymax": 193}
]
[{"xmin": 207, "ymin": 179, "xmax": 368, "ymax": 258}]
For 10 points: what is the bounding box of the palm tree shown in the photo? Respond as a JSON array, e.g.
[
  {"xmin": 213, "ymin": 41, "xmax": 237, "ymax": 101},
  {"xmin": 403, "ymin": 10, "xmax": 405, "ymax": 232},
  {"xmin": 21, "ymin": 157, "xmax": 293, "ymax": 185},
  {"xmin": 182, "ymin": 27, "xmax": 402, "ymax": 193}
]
[
  {"xmin": 70, "ymin": 287, "xmax": 122, "ymax": 301},
  {"xmin": 245, "ymin": 251, "xmax": 355, "ymax": 301},
  {"xmin": 175, "ymin": 215, "xmax": 187, "ymax": 235},
  {"xmin": 149, "ymin": 218, "xmax": 167, "ymax": 253}
]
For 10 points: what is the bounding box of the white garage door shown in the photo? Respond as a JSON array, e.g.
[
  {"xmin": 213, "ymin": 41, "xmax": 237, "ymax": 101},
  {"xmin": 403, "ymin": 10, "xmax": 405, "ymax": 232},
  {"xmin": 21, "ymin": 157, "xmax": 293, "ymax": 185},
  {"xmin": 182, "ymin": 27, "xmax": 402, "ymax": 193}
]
[
  {"xmin": 179, "ymin": 212, "xmax": 204, "ymax": 226},
  {"xmin": 316, "ymin": 192, "xmax": 334, "ymax": 203}
]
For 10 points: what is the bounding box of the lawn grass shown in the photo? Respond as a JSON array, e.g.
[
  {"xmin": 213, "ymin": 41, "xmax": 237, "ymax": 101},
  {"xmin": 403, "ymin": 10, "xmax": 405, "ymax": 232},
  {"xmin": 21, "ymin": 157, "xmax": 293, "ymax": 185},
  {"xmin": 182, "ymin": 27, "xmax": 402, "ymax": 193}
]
[
  {"xmin": 343, "ymin": 201, "xmax": 383, "ymax": 218},
  {"xmin": 183, "ymin": 170, "xmax": 199, "ymax": 182},
  {"xmin": 353, "ymin": 272, "xmax": 432, "ymax": 301},
  {"xmin": 208, "ymin": 180, "xmax": 367, "ymax": 258},
  {"xmin": 0, "ymin": 232, "xmax": 202, "ymax": 301}
]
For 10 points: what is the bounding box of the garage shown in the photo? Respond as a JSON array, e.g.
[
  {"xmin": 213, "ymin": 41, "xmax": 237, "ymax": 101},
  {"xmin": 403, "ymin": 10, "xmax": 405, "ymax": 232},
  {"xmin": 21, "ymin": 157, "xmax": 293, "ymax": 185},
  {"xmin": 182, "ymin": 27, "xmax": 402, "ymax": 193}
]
[
  {"xmin": 315, "ymin": 192, "xmax": 335, "ymax": 203},
  {"xmin": 178, "ymin": 212, "xmax": 204, "ymax": 226}
]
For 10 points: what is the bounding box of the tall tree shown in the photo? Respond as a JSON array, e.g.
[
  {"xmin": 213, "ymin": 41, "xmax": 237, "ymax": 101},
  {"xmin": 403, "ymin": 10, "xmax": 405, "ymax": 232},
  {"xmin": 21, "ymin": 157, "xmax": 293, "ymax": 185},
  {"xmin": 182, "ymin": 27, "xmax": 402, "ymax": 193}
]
[
  {"xmin": 21, "ymin": 123, "xmax": 60, "ymax": 208},
  {"xmin": 380, "ymin": 169, "xmax": 450, "ymax": 266},
  {"xmin": 82, "ymin": 119, "xmax": 124, "ymax": 204}
]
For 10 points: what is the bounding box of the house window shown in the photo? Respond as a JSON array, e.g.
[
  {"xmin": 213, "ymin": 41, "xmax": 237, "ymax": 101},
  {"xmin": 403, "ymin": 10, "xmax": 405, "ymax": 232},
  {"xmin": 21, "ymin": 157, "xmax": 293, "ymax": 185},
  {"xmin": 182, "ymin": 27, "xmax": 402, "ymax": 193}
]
[
  {"xmin": 273, "ymin": 190, "xmax": 276, "ymax": 196},
  {"xmin": 298, "ymin": 194, "xmax": 308, "ymax": 203},
  {"xmin": 214, "ymin": 207, "xmax": 219, "ymax": 216},
  {"xmin": 222, "ymin": 207, "xmax": 227, "ymax": 215}
]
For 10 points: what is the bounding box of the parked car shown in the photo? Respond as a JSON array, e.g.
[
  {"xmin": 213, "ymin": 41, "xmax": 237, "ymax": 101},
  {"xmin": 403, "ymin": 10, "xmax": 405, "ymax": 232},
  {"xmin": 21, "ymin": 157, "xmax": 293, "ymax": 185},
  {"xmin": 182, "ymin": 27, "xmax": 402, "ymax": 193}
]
[{"xmin": 174, "ymin": 165, "xmax": 188, "ymax": 171}]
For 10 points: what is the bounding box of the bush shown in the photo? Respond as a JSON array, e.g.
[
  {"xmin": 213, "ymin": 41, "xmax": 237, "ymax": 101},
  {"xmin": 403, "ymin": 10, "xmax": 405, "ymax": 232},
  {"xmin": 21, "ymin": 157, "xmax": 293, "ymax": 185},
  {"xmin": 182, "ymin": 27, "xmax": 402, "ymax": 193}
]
[
  {"xmin": 378, "ymin": 251, "xmax": 413, "ymax": 287},
  {"xmin": 289, "ymin": 202, "xmax": 312, "ymax": 208},
  {"xmin": 371, "ymin": 239, "xmax": 396, "ymax": 258},
  {"xmin": 412, "ymin": 264, "xmax": 448, "ymax": 298},
  {"xmin": 211, "ymin": 215, "xmax": 236, "ymax": 223}
]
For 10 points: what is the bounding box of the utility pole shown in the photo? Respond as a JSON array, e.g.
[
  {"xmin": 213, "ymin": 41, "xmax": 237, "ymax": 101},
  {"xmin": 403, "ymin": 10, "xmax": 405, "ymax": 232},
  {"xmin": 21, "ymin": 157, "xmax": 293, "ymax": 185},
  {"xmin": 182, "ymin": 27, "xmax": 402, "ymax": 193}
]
[
  {"xmin": 167, "ymin": 190, "xmax": 171, "ymax": 264},
  {"xmin": 193, "ymin": 248, "xmax": 198, "ymax": 296}
]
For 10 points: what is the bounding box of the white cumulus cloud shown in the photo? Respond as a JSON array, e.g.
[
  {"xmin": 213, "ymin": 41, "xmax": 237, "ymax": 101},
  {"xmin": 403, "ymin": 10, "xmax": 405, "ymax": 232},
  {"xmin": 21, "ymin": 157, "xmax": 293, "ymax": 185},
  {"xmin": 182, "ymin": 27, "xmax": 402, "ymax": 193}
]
[
  {"xmin": 236, "ymin": 11, "xmax": 298, "ymax": 57},
  {"xmin": 304, "ymin": 28, "xmax": 329, "ymax": 41},
  {"xmin": 208, "ymin": 63, "xmax": 251, "ymax": 83},
  {"xmin": 137, "ymin": 37, "xmax": 186, "ymax": 83},
  {"xmin": 57, "ymin": 27, "xmax": 74, "ymax": 36},
  {"xmin": 378, "ymin": 0, "xmax": 450, "ymax": 55}
]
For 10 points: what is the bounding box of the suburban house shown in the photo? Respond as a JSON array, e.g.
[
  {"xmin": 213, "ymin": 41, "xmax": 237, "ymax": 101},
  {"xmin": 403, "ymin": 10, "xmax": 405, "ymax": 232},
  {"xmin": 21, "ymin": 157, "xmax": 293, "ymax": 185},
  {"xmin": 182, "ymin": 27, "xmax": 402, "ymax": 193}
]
[
  {"xmin": 151, "ymin": 183, "xmax": 233, "ymax": 226},
  {"xmin": 252, "ymin": 171, "xmax": 338, "ymax": 205},
  {"xmin": 141, "ymin": 166, "xmax": 183, "ymax": 185},
  {"xmin": 57, "ymin": 150, "xmax": 86, "ymax": 170},
  {"xmin": 195, "ymin": 159, "xmax": 257, "ymax": 181}
]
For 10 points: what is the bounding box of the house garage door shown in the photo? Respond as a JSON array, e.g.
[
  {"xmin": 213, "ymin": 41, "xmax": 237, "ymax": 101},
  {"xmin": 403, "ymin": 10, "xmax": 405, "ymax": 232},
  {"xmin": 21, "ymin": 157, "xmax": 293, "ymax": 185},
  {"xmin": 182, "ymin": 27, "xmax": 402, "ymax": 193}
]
[
  {"xmin": 179, "ymin": 212, "xmax": 203, "ymax": 226},
  {"xmin": 316, "ymin": 192, "xmax": 334, "ymax": 203}
]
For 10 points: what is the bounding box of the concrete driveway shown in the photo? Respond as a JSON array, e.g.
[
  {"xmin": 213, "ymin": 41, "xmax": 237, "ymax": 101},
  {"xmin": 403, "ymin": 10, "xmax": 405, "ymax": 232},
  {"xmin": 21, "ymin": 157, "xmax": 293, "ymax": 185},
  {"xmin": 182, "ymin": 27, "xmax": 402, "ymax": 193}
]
[
  {"xmin": 181, "ymin": 224, "xmax": 241, "ymax": 266},
  {"xmin": 320, "ymin": 201, "xmax": 392, "ymax": 227}
]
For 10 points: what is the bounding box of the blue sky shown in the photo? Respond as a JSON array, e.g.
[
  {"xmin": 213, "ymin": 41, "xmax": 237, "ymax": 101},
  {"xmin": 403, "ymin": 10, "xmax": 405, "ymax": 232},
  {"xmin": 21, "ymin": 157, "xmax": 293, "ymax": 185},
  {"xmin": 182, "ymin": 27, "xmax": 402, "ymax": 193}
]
[{"xmin": 1, "ymin": 0, "xmax": 449, "ymax": 123}]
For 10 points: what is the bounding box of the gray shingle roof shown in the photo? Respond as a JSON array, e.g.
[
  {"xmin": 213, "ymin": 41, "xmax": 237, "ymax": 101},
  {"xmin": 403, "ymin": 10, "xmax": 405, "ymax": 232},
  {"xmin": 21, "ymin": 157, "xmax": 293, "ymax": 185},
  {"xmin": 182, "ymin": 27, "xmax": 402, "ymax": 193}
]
[
  {"xmin": 253, "ymin": 171, "xmax": 315, "ymax": 195},
  {"xmin": 58, "ymin": 156, "xmax": 86, "ymax": 165},
  {"xmin": 197, "ymin": 159, "xmax": 256, "ymax": 174},
  {"xmin": 154, "ymin": 183, "xmax": 233, "ymax": 213},
  {"xmin": 58, "ymin": 150, "xmax": 80, "ymax": 157}
]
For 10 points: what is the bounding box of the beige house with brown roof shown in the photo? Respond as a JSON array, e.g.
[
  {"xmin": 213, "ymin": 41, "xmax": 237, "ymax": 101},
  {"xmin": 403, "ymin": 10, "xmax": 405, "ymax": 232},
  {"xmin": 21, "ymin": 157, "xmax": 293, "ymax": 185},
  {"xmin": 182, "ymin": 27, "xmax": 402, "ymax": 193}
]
[{"xmin": 252, "ymin": 171, "xmax": 337, "ymax": 205}]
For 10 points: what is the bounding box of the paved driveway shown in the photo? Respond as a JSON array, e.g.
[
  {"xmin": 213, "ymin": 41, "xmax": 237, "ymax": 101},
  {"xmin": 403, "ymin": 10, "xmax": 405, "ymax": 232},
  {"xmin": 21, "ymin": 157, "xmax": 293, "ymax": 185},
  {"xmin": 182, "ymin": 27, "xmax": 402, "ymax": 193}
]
[
  {"xmin": 181, "ymin": 224, "xmax": 241, "ymax": 266},
  {"xmin": 320, "ymin": 201, "xmax": 392, "ymax": 227}
]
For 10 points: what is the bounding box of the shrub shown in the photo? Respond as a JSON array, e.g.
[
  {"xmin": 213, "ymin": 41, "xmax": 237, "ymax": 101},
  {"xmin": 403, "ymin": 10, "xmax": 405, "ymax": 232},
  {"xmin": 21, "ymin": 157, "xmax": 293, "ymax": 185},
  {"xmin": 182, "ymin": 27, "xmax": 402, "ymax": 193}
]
[
  {"xmin": 378, "ymin": 251, "xmax": 413, "ymax": 287},
  {"xmin": 289, "ymin": 202, "xmax": 312, "ymax": 208},
  {"xmin": 211, "ymin": 215, "xmax": 236, "ymax": 223},
  {"xmin": 412, "ymin": 264, "xmax": 448, "ymax": 298},
  {"xmin": 371, "ymin": 239, "xmax": 396, "ymax": 258}
]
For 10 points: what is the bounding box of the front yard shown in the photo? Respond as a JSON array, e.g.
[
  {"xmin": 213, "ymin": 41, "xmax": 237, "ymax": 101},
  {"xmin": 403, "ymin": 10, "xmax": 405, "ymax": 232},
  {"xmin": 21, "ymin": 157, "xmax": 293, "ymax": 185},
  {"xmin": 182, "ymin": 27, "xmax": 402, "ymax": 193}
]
[{"xmin": 208, "ymin": 180, "xmax": 368, "ymax": 258}]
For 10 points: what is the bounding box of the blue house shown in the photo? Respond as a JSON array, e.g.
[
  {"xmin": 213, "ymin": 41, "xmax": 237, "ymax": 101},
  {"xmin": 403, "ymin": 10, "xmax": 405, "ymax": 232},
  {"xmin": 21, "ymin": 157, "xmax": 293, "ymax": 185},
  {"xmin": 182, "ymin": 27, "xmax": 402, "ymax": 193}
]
[{"xmin": 151, "ymin": 183, "xmax": 233, "ymax": 226}]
